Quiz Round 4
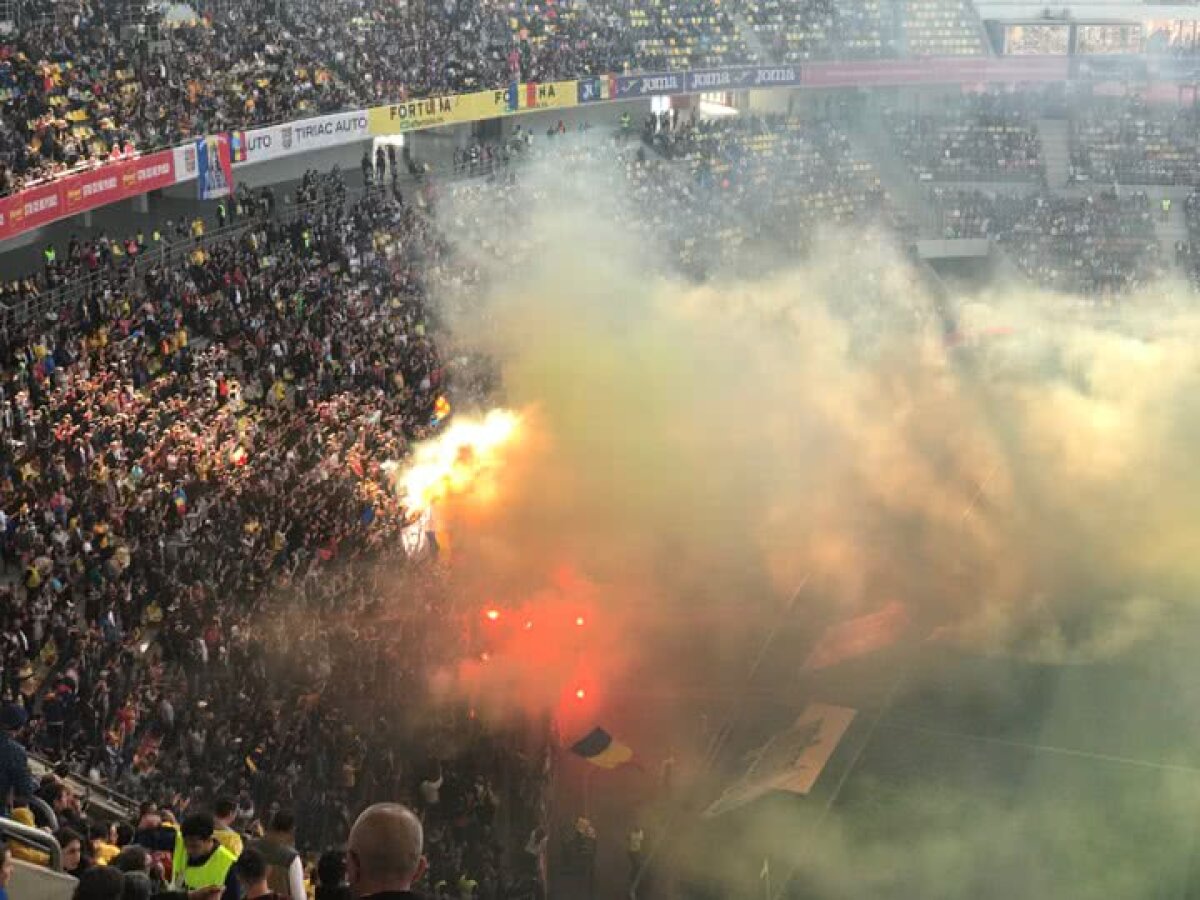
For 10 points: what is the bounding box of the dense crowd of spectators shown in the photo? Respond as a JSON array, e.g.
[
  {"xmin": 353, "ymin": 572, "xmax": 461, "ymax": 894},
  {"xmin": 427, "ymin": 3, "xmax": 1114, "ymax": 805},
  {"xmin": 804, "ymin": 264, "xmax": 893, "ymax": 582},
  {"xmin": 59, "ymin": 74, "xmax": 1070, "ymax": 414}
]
[
  {"xmin": 0, "ymin": 113, "xmax": 898, "ymax": 893},
  {"xmin": 901, "ymin": 0, "xmax": 985, "ymax": 58},
  {"xmin": 0, "ymin": 162, "xmax": 549, "ymax": 898},
  {"xmin": 645, "ymin": 111, "xmax": 896, "ymax": 268},
  {"xmin": 0, "ymin": 0, "xmax": 997, "ymax": 199},
  {"xmin": 0, "ymin": 183, "xmax": 279, "ymax": 323},
  {"xmin": 745, "ymin": 0, "xmax": 893, "ymax": 63}
]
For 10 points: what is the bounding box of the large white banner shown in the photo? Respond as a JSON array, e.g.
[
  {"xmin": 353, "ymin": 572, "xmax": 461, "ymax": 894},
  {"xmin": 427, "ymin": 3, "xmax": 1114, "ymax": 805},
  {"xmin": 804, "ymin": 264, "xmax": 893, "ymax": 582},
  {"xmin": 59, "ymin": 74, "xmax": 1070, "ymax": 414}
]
[
  {"xmin": 703, "ymin": 704, "xmax": 857, "ymax": 817},
  {"xmin": 236, "ymin": 109, "xmax": 371, "ymax": 166}
]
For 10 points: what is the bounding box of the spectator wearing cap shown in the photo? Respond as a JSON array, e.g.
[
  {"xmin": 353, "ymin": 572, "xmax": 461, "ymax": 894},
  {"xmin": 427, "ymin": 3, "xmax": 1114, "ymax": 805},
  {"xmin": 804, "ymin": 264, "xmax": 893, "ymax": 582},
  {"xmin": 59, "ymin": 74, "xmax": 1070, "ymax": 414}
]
[
  {"xmin": 173, "ymin": 813, "xmax": 242, "ymax": 900},
  {"xmin": 346, "ymin": 803, "xmax": 427, "ymax": 900},
  {"xmin": 0, "ymin": 702, "xmax": 35, "ymax": 814},
  {"xmin": 247, "ymin": 811, "xmax": 305, "ymax": 900},
  {"xmin": 214, "ymin": 796, "xmax": 245, "ymax": 858}
]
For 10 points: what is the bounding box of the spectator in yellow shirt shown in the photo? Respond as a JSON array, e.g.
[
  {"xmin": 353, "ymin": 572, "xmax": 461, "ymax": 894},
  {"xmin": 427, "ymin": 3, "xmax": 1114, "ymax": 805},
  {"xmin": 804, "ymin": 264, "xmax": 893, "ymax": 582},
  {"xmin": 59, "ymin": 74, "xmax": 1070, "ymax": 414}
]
[
  {"xmin": 213, "ymin": 797, "xmax": 245, "ymax": 858},
  {"xmin": 90, "ymin": 822, "xmax": 121, "ymax": 866}
]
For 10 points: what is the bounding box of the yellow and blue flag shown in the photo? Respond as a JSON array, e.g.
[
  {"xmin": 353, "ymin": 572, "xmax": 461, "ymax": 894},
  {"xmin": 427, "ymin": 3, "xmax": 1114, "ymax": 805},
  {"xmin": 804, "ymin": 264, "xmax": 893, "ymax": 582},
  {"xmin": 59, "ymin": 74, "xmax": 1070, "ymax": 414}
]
[{"xmin": 570, "ymin": 727, "xmax": 634, "ymax": 769}]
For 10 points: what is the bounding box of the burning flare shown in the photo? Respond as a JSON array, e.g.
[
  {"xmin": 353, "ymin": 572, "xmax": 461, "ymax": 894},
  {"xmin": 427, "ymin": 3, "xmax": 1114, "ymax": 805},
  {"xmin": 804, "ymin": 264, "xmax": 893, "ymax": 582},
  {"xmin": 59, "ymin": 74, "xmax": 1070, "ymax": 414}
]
[{"xmin": 395, "ymin": 408, "xmax": 522, "ymax": 516}]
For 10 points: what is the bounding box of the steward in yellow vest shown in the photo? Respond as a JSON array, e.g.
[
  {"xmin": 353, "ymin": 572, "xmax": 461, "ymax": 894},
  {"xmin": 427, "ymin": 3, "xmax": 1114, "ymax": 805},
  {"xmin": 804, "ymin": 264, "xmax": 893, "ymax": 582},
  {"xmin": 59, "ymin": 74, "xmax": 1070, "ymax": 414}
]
[{"xmin": 174, "ymin": 813, "xmax": 243, "ymax": 900}]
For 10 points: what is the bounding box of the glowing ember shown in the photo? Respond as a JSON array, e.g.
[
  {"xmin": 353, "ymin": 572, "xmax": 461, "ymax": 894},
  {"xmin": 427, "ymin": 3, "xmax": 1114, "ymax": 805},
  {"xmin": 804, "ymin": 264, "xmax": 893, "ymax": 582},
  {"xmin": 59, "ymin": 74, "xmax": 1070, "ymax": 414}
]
[
  {"xmin": 485, "ymin": 609, "xmax": 501, "ymax": 622},
  {"xmin": 575, "ymin": 688, "xmax": 586, "ymax": 701},
  {"xmin": 395, "ymin": 409, "xmax": 521, "ymax": 516}
]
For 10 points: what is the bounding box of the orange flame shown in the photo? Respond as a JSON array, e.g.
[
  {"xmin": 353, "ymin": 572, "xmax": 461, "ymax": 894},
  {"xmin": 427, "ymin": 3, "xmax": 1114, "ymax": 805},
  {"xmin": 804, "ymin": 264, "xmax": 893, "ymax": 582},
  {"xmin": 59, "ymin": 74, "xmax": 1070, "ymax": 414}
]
[{"xmin": 395, "ymin": 408, "xmax": 522, "ymax": 516}]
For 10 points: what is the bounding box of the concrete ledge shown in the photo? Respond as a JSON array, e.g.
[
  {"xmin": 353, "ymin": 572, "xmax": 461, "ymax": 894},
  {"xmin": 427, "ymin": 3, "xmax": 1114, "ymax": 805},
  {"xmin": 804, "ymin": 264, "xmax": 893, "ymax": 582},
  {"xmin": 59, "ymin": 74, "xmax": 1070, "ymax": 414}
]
[{"xmin": 916, "ymin": 238, "xmax": 991, "ymax": 259}]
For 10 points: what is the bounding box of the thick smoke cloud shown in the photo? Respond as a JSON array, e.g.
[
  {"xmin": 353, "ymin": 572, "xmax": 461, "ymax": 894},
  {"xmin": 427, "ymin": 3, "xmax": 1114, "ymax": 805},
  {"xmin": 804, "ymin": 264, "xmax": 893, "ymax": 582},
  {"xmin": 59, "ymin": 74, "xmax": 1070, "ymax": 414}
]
[
  {"xmin": 435, "ymin": 151, "xmax": 1200, "ymax": 670},
  {"xmin": 425, "ymin": 142, "xmax": 1200, "ymax": 895}
]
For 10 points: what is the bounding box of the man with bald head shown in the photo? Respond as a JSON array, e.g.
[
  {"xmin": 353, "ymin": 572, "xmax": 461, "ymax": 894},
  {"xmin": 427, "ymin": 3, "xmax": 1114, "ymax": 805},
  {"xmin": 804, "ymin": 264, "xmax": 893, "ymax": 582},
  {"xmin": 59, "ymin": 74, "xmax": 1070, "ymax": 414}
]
[{"xmin": 346, "ymin": 803, "xmax": 428, "ymax": 899}]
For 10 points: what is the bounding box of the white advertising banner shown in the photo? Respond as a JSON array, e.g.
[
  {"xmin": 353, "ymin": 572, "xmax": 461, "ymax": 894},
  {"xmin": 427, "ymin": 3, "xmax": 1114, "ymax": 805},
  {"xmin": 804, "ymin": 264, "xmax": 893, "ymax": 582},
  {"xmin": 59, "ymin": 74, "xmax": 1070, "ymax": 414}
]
[
  {"xmin": 236, "ymin": 109, "xmax": 371, "ymax": 166},
  {"xmin": 173, "ymin": 142, "xmax": 198, "ymax": 184}
]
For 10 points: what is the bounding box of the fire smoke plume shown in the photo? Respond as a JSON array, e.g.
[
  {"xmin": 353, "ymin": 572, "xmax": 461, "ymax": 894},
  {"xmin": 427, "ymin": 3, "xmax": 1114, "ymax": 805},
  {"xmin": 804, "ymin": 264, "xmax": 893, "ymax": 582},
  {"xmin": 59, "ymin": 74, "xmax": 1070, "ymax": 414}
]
[{"xmin": 422, "ymin": 143, "xmax": 1200, "ymax": 897}]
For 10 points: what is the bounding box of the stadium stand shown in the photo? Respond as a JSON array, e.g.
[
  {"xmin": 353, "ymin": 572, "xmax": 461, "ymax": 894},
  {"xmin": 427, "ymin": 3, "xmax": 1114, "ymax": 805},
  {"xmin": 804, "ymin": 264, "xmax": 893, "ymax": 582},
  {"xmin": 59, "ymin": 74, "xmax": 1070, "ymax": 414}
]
[
  {"xmin": 661, "ymin": 114, "xmax": 894, "ymax": 247},
  {"xmin": 0, "ymin": 162, "xmax": 552, "ymax": 897},
  {"xmin": 741, "ymin": 0, "xmax": 891, "ymax": 63},
  {"xmin": 931, "ymin": 187, "xmax": 1163, "ymax": 294},
  {"xmin": 885, "ymin": 93, "xmax": 1045, "ymax": 182},
  {"xmin": 1070, "ymin": 99, "xmax": 1200, "ymax": 186},
  {"xmin": 6, "ymin": 1, "xmax": 1200, "ymax": 894},
  {"xmin": 0, "ymin": 0, "xmax": 1002, "ymax": 198},
  {"xmin": 611, "ymin": 0, "xmax": 754, "ymax": 72},
  {"xmin": 901, "ymin": 0, "xmax": 986, "ymax": 57}
]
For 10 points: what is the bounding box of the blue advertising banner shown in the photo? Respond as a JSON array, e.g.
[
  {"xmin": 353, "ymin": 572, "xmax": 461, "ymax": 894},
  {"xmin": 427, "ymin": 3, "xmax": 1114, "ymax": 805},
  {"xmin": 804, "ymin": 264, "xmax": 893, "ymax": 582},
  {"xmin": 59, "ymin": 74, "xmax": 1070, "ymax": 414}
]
[
  {"xmin": 690, "ymin": 65, "xmax": 801, "ymax": 91},
  {"xmin": 612, "ymin": 66, "xmax": 801, "ymax": 98},
  {"xmin": 615, "ymin": 72, "xmax": 685, "ymax": 98}
]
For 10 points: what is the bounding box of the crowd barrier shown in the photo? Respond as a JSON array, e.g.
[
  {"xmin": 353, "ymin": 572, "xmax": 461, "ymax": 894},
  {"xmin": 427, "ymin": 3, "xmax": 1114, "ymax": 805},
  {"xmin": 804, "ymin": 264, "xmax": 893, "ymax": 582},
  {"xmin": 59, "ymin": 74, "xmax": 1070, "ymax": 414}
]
[{"xmin": 0, "ymin": 55, "xmax": 1073, "ymax": 247}]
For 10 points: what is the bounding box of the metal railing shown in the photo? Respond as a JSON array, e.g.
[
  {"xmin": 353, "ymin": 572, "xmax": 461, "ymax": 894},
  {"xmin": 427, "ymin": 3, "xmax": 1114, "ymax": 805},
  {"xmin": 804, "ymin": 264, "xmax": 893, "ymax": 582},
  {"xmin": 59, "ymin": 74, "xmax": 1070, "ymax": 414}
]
[
  {"xmin": 27, "ymin": 751, "xmax": 140, "ymax": 823},
  {"xmin": 0, "ymin": 186, "xmax": 359, "ymax": 332},
  {"xmin": 0, "ymin": 217, "xmax": 261, "ymax": 331},
  {"xmin": 0, "ymin": 814, "xmax": 63, "ymax": 871}
]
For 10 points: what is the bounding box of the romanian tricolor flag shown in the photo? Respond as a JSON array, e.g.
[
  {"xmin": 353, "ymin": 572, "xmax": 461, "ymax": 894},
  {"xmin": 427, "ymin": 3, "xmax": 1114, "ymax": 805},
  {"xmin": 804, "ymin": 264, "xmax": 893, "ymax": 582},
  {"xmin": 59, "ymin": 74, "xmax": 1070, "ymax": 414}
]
[
  {"xmin": 172, "ymin": 486, "xmax": 187, "ymax": 516},
  {"xmin": 229, "ymin": 130, "xmax": 248, "ymax": 163},
  {"xmin": 570, "ymin": 727, "xmax": 635, "ymax": 769}
]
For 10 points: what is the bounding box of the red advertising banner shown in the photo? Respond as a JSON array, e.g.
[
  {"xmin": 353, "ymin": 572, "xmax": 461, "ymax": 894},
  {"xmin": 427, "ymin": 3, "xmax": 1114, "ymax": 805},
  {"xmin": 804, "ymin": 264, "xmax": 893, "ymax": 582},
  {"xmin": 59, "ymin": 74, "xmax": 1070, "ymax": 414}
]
[
  {"xmin": 801, "ymin": 55, "xmax": 1069, "ymax": 88},
  {"xmin": 0, "ymin": 181, "xmax": 63, "ymax": 242},
  {"xmin": 118, "ymin": 150, "xmax": 177, "ymax": 196},
  {"xmin": 0, "ymin": 149, "xmax": 175, "ymax": 244}
]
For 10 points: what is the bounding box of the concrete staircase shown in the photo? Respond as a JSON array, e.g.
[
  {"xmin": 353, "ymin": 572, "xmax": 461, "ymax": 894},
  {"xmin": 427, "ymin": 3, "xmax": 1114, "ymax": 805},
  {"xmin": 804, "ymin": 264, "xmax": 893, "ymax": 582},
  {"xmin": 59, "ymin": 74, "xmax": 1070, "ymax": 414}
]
[
  {"xmin": 1037, "ymin": 117, "xmax": 1071, "ymax": 190},
  {"xmin": 848, "ymin": 112, "xmax": 941, "ymax": 237},
  {"xmin": 733, "ymin": 11, "xmax": 772, "ymax": 63},
  {"xmin": 1155, "ymin": 190, "xmax": 1190, "ymax": 268}
]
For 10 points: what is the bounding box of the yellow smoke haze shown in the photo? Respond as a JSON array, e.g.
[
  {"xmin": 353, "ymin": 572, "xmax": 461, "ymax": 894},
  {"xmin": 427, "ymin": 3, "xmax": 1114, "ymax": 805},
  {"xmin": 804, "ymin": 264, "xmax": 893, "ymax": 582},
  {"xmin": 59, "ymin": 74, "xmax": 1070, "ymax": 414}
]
[
  {"xmin": 411, "ymin": 137, "xmax": 1200, "ymax": 900},
  {"xmin": 432, "ymin": 148, "xmax": 1200, "ymax": 677}
]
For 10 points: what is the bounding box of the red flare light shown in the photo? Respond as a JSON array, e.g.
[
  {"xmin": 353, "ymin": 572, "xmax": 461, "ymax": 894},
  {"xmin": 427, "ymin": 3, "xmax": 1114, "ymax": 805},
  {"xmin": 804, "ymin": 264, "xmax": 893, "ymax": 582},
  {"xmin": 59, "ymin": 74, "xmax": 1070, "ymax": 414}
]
[
  {"xmin": 575, "ymin": 688, "xmax": 586, "ymax": 701},
  {"xmin": 485, "ymin": 609, "xmax": 500, "ymax": 622}
]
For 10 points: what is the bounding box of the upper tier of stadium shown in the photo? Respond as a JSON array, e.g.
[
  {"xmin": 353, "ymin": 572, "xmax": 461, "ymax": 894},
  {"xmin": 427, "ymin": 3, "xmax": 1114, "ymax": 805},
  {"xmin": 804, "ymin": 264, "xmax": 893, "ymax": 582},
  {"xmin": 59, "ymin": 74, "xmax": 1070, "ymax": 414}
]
[{"xmin": 0, "ymin": 0, "xmax": 1069, "ymax": 197}]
